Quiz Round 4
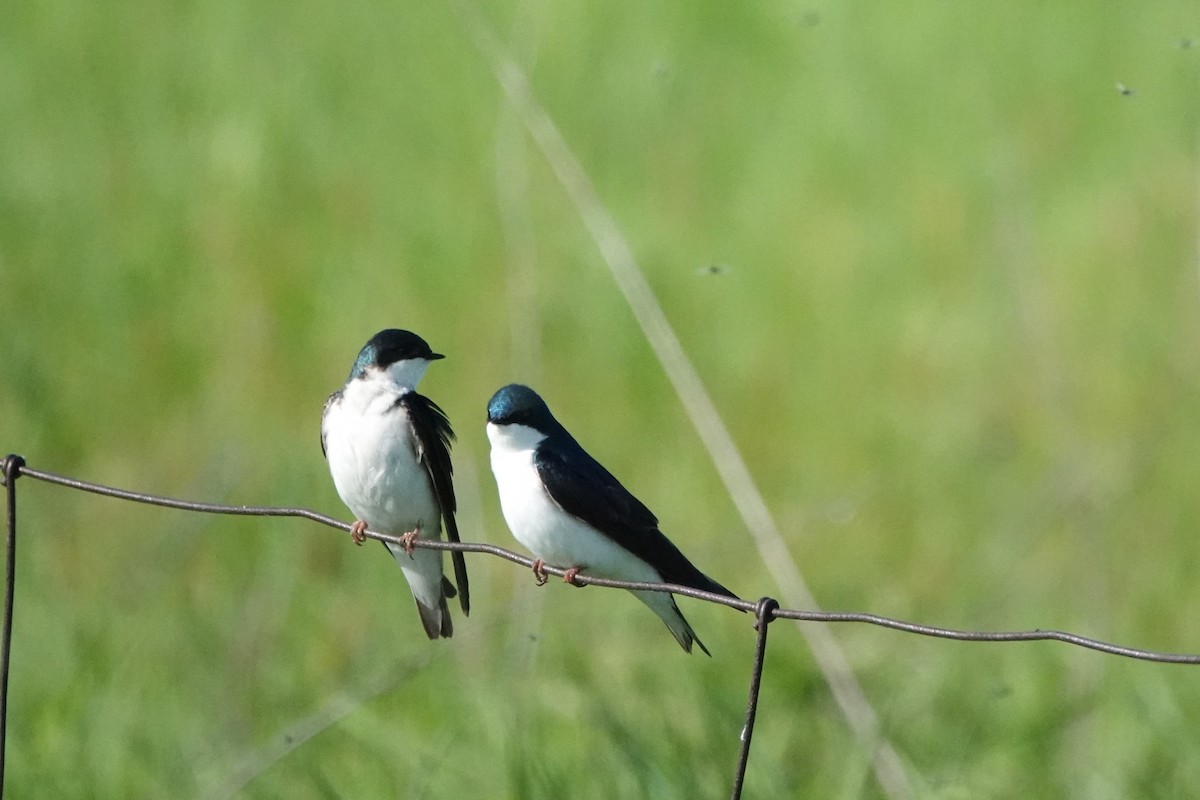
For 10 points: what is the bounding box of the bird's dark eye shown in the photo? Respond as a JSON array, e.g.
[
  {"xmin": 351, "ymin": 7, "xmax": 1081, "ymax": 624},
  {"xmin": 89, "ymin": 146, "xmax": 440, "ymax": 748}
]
[{"xmin": 378, "ymin": 345, "xmax": 422, "ymax": 367}]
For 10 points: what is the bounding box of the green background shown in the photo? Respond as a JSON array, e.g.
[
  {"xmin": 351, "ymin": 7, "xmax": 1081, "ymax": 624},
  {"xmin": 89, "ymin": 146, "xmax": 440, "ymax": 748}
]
[{"xmin": 3, "ymin": 1, "xmax": 1199, "ymax": 797}]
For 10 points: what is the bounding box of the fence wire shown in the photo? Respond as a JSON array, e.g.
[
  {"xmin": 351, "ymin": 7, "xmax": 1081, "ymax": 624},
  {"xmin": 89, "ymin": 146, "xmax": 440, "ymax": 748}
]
[{"xmin": 2, "ymin": 454, "xmax": 1199, "ymax": 799}]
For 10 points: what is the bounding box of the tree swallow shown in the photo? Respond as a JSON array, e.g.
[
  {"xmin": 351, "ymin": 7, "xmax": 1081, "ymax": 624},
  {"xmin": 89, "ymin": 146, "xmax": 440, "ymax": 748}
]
[
  {"xmin": 321, "ymin": 329, "xmax": 470, "ymax": 639},
  {"xmin": 485, "ymin": 384, "xmax": 738, "ymax": 655}
]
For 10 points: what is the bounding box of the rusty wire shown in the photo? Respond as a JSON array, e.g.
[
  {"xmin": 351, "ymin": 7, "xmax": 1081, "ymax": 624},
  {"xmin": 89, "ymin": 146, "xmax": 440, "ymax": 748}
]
[{"xmin": 3, "ymin": 455, "xmax": 1200, "ymax": 799}]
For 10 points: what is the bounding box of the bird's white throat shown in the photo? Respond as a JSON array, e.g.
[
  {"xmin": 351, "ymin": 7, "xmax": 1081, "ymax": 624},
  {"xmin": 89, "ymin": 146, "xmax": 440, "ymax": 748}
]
[
  {"xmin": 381, "ymin": 357, "xmax": 433, "ymax": 391},
  {"xmin": 337, "ymin": 358, "xmax": 432, "ymax": 416},
  {"xmin": 486, "ymin": 421, "xmax": 548, "ymax": 454}
]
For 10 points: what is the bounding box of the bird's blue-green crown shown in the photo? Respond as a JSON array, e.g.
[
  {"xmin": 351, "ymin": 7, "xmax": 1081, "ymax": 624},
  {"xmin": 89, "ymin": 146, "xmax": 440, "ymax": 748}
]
[
  {"xmin": 486, "ymin": 384, "xmax": 557, "ymax": 429},
  {"xmin": 350, "ymin": 329, "xmax": 443, "ymax": 379}
]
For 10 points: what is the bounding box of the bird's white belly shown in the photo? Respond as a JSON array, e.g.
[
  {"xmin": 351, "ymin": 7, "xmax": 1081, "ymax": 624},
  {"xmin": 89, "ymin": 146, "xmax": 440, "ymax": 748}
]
[
  {"xmin": 489, "ymin": 445, "xmax": 659, "ymax": 583},
  {"xmin": 325, "ymin": 400, "xmax": 438, "ymax": 535}
]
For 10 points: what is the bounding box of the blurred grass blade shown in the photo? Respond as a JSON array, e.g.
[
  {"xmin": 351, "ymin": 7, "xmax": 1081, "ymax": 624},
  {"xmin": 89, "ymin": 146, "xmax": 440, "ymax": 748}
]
[
  {"xmin": 453, "ymin": 4, "xmax": 913, "ymax": 797},
  {"xmin": 493, "ymin": 2, "xmax": 544, "ymax": 386},
  {"xmin": 198, "ymin": 658, "xmax": 429, "ymax": 800}
]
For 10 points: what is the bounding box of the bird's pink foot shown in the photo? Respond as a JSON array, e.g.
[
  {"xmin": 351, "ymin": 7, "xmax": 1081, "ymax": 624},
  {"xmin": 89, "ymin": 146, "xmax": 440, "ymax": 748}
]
[
  {"xmin": 399, "ymin": 529, "xmax": 420, "ymax": 557},
  {"xmin": 562, "ymin": 566, "xmax": 582, "ymax": 586},
  {"xmin": 531, "ymin": 559, "xmax": 549, "ymax": 586},
  {"xmin": 350, "ymin": 520, "xmax": 368, "ymax": 546}
]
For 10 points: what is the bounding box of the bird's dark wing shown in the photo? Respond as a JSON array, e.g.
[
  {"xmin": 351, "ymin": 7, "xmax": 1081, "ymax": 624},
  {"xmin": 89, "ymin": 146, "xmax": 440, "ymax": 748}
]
[
  {"xmin": 534, "ymin": 435, "xmax": 737, "ymax": 599},
  {"xmin": 320, "ymin": 390, "xmax": 342, "ymax": 458},
  {"xmin": 399, "ymin": 391, "xmax": 470, "ymax": 615}
]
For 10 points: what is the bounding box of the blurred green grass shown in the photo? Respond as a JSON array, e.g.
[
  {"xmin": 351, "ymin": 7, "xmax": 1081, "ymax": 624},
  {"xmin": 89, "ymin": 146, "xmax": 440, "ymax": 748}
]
[{"xmin": 3, "ymin": 0, "xmax": 1200, "ymax": 797}]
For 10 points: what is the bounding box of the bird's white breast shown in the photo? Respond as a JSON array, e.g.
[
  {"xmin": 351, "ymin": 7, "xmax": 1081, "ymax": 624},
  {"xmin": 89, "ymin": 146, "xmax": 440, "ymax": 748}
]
[
  {"xmin": 487, "ymin": 422, "xmax": 660, "ymax": 582},
  {"xmin": 323, "ymin": 376, "xmax": 438, "ymax": 535}
]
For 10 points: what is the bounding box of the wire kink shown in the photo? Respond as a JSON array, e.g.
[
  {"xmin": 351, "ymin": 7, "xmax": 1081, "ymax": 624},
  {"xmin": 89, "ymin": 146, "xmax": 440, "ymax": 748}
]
[
  {"xmin": 731, "ymin": 598, "xmax": 780, "ymax": 800},
  {"xmin": 3, "ymin": 456, "xmax": 1200, "ymax": 800}
]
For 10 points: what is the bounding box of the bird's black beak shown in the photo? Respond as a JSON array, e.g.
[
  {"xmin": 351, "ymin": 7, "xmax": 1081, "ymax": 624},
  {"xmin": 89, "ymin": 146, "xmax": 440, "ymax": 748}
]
[{"xmin": 429, "ymin": 352, "xmax": 446, "ymax": 360}]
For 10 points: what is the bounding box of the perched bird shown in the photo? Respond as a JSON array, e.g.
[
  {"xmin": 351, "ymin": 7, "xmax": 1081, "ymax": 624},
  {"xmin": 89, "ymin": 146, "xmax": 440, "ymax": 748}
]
[
  {"xmin": 486, "ymin": 384, "xmax": 738, "ymax": 654},
  {"xmin": 321, "ymin": 329, "xmax": 469, "ymax": 638}
]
